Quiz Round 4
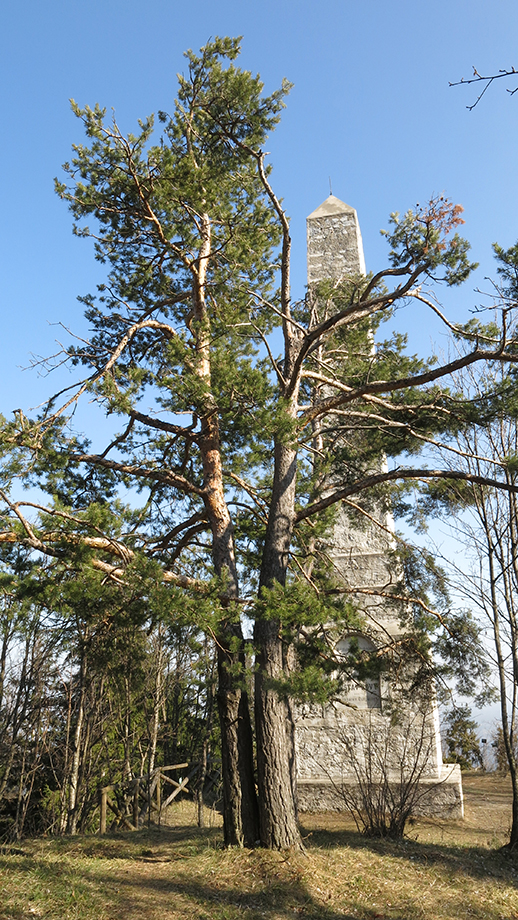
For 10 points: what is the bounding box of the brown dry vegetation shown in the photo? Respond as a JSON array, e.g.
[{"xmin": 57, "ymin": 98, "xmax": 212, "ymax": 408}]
[{"xmin": 1, "ymin": 774, "xmax": 518, "ymax": 920}]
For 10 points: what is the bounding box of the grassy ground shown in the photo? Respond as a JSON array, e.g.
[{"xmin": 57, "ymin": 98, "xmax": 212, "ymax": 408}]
[{"xmin": 1, "ymin": 774, "xmax": 518, "ymax": 920}]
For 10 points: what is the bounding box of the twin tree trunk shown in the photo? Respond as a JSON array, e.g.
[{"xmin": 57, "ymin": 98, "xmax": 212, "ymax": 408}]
[
  {"xmin": 195, "ymin": 211, "xmax": 301, "ymax": 849},
  {"xmin": 216, "ymin": 637, "xmax": 259, "ymax": 847},
  {"xmin": 208, "ymin": 429, "xmax": 302, "ymax": 849}
]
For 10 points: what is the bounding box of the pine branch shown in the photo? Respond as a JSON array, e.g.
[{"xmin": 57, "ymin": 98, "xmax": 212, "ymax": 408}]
[{"xmin": 295, "ymin": 467, "xmax": 518, "ymax": 523}]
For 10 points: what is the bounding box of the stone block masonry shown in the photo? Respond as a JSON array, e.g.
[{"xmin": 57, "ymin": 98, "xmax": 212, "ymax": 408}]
[{"xmin": 296, "ymin": 195, "xmax": 464, "ymax": 819}]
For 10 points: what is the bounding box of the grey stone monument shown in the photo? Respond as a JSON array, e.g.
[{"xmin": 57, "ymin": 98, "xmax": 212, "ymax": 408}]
[{"xmin": 295, "ymin": 196, "xmax": 463, "ymax": 818}]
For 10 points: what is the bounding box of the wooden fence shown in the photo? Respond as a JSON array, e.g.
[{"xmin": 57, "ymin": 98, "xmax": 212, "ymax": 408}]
[{"xmin": 98, "ymin": 762, "xmax": 199, "ymax": 834}]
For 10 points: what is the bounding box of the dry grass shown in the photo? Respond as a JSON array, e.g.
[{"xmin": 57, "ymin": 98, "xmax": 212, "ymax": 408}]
[{"xmin": 1, "ymin": 775, "xmax": 518, "ymax": 920}]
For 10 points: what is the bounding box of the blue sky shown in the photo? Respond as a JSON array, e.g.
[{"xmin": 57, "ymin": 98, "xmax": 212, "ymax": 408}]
[
  {"xmin": 2, "ymin": 0, "xmax": 516, "ymax": 732},
  {"xmin": 2, "ymin": 0, "xmax": 518, "ymax": 412}
]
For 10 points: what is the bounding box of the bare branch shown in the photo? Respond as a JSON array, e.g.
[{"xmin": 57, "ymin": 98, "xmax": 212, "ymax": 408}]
[
  {"xmin": 301, "ymin": 342, "xmax": 518, "ymax": 424},
  {"xmin": 295, "ymin": 467, "xmax": 518, "ymax": 523},
  {"xmin": 129, "ymin": 409, "xmax": 199, "ymax": 440},
  {"xmin": 69, "ymin": 451, "xmax": 203, "ymax": 495},
  {"xmin": 450, "ymin": 66, "xmax": 518, "ymax": 110},
  {"xmin": 39, "ymin": 318, "xmax": 185, "ymax": 430}
]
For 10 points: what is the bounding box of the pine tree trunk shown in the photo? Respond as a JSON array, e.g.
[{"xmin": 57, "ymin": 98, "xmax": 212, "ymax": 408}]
[
  {"xmin": 255, "ymin": 440, "xmax": 302, "ymax": 850},
  {"xmin": 194, "ymin": 212, "xmax": 259, "ymax": 847},
  {"xmin": 254, "ymin": 623, "xmax": 300, "ymax": 849}
]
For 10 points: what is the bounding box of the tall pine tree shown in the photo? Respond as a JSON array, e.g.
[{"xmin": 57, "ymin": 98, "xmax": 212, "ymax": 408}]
[{"xmin": 2, "ymin": 39, "xmax": 518, "ymax": 848}]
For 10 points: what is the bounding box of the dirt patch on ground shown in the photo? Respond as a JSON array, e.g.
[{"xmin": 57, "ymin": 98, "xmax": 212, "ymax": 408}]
[{"xmin": 460, "ymin": 772, "xmax": 514, "ymax": 843}]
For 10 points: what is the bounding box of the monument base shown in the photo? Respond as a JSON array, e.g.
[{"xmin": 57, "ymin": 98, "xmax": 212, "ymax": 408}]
[{"xmin": 297, "ymin": 764, "xmax": 464, "ymax": 819}]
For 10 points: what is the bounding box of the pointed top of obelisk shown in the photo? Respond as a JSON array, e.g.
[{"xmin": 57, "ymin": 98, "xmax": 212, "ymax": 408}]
[
  {"xmin": 307, "ymin": 195, "xmax": 356, "ymax": 221},
  {"xmin": 306, "ymin": 195, "xmax": 366, "ymax": 282}
]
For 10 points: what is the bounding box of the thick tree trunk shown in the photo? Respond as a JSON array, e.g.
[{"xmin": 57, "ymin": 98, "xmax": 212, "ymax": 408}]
[
  {"xmin": 199, "ymin": 403, "xmax": 259, "ymax": 845},
  {"xmin": 207, "ymin": 476, "xmax": 258, "ymax": 845},
  {"xmin": 255, "ymin": 440, "xmax": 302, "ymax": 850},
  {"xmin": 254, "ymin": 623, "xmax": 300, "ymax": 849}
]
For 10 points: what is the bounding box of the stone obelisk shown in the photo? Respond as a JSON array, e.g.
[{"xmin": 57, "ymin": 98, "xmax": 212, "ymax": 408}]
[
  {"xmin": 306, "ymin": 195, "xmax": 366, "ymax": 281},
  {"xmin": 294, "ymin": 195, "xmax": 463, "ymax": 818},
  {"xmin": 308, "ymin": 195, "xmax": 401, "ymax": 641}
]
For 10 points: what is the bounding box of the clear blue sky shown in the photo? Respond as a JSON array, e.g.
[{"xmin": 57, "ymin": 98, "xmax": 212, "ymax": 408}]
[{"xmin": 2, "ymin": 0, "xmax": 517, "ymax": 412}]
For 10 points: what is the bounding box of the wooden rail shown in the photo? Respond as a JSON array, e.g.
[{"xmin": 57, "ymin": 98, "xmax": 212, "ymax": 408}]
[{"xmin": 98, "ymin": 762, "xmax": 199, "ymax": 834}]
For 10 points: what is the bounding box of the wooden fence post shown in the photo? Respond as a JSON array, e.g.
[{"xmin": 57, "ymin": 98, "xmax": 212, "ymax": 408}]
[
  {"xmin": 97, "ymin": 764, "xmax": 195, "ymax": 835},
  {"xmin": 156, "ymin": 772, "xmax": 161, "ymax": 816},
  {"xmin": 99, "ymin": 788, "xmax": 107, "ymax": 835}
]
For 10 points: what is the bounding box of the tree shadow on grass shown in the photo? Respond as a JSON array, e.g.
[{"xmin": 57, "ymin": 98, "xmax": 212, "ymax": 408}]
[
  {"xmin": 97, "ymin": 868, "xmax": 359, "ymax": 920},
  {"xmin": 6, "ymin": 821, "xmax": 518, "ymax": 919},
  {"xmin": 1, "ymin": 831, "xmax": 359, "ymax": 920},
  {"xmin": 18, "ymin": 824, "xmax": 222, "ymax": 861},
  {"xmin": 301, "ymin": 821, "xmax": 518, "ymax": 888}
]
